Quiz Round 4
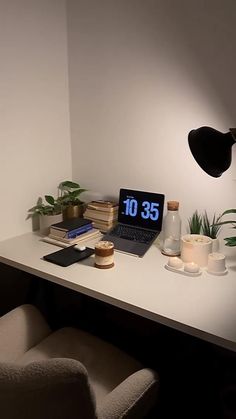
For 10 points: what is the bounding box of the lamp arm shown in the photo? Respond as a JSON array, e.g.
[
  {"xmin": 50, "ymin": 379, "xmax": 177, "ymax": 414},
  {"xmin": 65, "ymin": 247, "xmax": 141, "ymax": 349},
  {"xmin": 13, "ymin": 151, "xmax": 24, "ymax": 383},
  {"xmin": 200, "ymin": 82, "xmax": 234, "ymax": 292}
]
[{"xmin": 229, "ymin": 128, "xmax": 236, "ymax": 143}]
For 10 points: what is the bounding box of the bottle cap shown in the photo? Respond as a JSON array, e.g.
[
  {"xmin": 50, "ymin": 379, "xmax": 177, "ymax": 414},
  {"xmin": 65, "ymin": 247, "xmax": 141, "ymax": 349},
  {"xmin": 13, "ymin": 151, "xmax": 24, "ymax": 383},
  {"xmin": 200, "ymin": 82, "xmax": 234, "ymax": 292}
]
[{"xmin": 167, "ymin": 201, "xmax": 179, "ymax": 211}]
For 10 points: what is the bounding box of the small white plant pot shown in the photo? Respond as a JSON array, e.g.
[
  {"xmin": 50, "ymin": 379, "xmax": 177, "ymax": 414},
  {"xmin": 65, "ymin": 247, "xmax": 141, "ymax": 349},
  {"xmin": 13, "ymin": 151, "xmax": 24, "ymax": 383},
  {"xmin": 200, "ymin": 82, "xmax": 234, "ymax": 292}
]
[
  {"xmin": 181, "ymin": 234, "xmax": 213, "ymax": 267},
  {"xmin": 39, "ymin": 214, "xmax": 63, "ymax": 236},
  {"xmin": 212, "ymin": 238, "xmax": 220, "ymax": 253}
]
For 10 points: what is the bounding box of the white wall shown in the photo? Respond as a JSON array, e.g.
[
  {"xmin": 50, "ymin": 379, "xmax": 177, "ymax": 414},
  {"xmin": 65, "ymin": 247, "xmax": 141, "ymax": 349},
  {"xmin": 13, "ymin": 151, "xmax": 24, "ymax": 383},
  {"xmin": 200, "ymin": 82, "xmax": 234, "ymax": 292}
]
[
  {"xmin": 1, "ymin": 1, "xmax": 235, "ymax": 241},
  {"xmin": 67, "ymin": 0, "xmax": 236, "ymax": 233},
  {"xmin": 0, "ymin": 0, "xmax": 72, "ymax": 240}
]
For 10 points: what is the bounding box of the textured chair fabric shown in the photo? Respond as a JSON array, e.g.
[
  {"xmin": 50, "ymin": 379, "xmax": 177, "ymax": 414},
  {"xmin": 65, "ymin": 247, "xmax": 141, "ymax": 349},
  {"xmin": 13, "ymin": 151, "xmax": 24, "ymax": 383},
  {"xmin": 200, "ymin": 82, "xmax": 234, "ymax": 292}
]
[
  {"xmin": 0, "ymin": 304, "xmax": 159, "ymax": 418},
  {"xmin": 18, "ymin": 326, "xmax": 143, "ymax": 403},
  {"xmin": 0, "ymin": 304, "xmax": 51, "ymax": 362},
  {"xmin": 0, "ymin": 359, "xmax": 96, "ymax": 419}
]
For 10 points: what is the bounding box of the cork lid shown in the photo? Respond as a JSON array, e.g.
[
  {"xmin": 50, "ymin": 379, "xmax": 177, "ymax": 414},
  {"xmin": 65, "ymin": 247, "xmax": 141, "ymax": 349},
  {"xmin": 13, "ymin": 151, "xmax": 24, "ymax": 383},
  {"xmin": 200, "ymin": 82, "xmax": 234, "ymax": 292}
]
[{"xmin": 167, "ymin": 201, "xmax": 179, "ymax": 211}]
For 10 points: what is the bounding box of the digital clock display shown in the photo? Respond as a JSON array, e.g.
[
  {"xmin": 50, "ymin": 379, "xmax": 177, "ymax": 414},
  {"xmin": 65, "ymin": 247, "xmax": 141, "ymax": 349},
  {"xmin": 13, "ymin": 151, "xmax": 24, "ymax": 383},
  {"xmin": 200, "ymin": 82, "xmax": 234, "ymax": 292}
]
[{"xmin": 119, "ymin": 189, "xmax": 165, "ymax": 231}]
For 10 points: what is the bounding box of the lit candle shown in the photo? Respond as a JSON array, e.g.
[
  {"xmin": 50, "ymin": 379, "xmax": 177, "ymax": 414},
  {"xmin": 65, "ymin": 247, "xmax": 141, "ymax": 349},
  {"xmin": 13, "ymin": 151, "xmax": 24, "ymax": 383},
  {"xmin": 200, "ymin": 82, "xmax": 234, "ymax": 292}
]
[
  {"xmin": 184, "ymin": 262, "xmax": 199, "ymax": 273},
  {"xmin": 168, "ymin": 257, "xmax": 183, "ymax": 269}
]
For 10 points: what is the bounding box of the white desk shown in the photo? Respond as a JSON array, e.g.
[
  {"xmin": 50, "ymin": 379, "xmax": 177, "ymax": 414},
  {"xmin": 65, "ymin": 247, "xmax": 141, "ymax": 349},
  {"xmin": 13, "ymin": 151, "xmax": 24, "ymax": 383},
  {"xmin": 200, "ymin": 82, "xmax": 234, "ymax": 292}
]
[{"xmin": 0, "ymin": 232, "xmax": 236, "ymax": 352}]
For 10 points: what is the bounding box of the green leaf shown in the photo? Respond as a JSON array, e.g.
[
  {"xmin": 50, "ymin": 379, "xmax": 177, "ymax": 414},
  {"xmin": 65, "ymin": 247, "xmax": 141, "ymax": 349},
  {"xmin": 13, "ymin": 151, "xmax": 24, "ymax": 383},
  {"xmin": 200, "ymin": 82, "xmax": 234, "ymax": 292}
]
[
  {"xmin": 36, "ymin": 197, "xmax": 43, "ymax": 205},
  {"xmin": 60, "ymin": 195, "xmax": 71, "ymax": 203},
  {"xmin": 188, "ymin": 210, "xmax": 202, "ymax": 234},
  {"xmin": 224, "ymin": 236, "xmax": 236, "ymax": 246},
  {"xmin": 214, "ymin": 220, "xmax": 236, "ymax": 226},
  {"xmin": 222, "ymin": 209, "xmax": 236, "ymax": 216},
  {"xmin": 28, "ymin": 205, "xmax": 39, "ymax": 212},
  {"xmin": 45, "ymin": 195, "xmax": 55, "ymax": 205},
  {"xmin": 76, "ymin": 188, "xmax": 87, "ymax": 194},
  {"xmin": 60, "ymin": 180, "xmax": 80, "ymax": 189},
  {"xmin": 202, "ymin": 211, "xmax": 210, "ymax": 237}
]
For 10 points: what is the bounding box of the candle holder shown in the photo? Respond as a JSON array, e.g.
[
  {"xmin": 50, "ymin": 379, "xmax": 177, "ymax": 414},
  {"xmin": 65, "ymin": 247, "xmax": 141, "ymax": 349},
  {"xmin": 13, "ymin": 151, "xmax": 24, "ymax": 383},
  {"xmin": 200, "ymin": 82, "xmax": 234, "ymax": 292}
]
[
  {"xmin": 181, "ymin": 234, "xmax": 212, "ymax": 267},
  {"xmin": 165, "ymin": 258, "xmax": 202, "ymax": 277}
]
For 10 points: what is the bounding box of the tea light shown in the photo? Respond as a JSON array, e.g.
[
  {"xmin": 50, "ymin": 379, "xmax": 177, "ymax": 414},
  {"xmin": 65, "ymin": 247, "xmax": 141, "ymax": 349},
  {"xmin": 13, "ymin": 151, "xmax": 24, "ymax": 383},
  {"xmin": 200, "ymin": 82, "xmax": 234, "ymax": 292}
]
[
  {"xmin": 168, "ymin": 257, "xmax": 183, "ymax": 269},
  {"xmin": 184, "ymin": 262, "xmax": 200, "ymax": 273}
]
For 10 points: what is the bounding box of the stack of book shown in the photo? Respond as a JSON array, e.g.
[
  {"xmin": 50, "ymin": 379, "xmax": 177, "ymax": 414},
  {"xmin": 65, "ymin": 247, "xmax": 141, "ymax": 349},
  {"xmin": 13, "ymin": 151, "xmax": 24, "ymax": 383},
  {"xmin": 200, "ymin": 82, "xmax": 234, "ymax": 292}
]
[
  {"xmin": 83, "ymin": 200, "xmax": 119, "ymax": 232},
  {"xmin": 43, "ymin": 218, "xmax": 102, "ymax": 247}
]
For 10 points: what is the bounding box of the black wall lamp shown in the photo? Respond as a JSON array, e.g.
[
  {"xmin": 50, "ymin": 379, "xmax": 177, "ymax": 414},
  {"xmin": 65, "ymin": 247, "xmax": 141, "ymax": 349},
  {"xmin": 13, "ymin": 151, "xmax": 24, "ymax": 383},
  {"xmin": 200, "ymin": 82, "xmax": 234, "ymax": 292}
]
[{"xmin": 188, "ymin": 126, "xmax": 236, "ymax": 177}]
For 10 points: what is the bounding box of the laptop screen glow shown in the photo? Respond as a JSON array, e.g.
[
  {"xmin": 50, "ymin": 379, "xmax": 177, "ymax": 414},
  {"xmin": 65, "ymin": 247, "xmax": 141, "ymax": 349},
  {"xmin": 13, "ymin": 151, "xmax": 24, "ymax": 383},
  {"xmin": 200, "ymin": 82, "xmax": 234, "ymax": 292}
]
[{"xmin": 118, "ymin": 189, "xmax": 165, "ymax": 231}]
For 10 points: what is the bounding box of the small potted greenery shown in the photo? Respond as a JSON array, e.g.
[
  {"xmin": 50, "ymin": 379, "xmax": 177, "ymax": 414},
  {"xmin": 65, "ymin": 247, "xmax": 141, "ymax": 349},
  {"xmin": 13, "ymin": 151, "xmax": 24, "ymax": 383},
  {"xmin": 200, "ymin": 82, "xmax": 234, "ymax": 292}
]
[
  {"xmin": 213, "ymin": 209, "xmax": 236, "ymax": 247},
  {"xmin": 58, "ymin": 180, "xmax": 87, "ymax": 219},
  {"xmin": 202, "ymin": 211, "xmax": 222, "ymax": 252},
  {"xmin": 188, "ymin": 210, "xmax": 202, "ymax": 234},
  {"xmin": 29, "ymin": 196, "xmax": 62, "ymax": 216},
  {"xmin": 28, "ymin": 195, "xmax": 63, "ymax": 235}
]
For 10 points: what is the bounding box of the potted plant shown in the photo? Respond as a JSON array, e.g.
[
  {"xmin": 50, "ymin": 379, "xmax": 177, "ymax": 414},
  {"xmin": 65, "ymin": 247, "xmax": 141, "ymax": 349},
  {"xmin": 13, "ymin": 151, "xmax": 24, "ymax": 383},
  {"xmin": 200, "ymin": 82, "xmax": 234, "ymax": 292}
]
[
  {"xmin": 28, "ymin": 195, "xmax": 63, "ymax": 235},
  {"xmin": 188, "ymin": 210, "xmax": 202, "ymax": 234},
  {"xmin": 214, "ymin": 209, "xmax": 236, "ymax": 247},
  {"xmin": 202, "ymin": 211, "xmax": 222, "ymax": 252},
  {"xmin": 58, "ymin": 180, "xmax": 87, "ymax": 219}
]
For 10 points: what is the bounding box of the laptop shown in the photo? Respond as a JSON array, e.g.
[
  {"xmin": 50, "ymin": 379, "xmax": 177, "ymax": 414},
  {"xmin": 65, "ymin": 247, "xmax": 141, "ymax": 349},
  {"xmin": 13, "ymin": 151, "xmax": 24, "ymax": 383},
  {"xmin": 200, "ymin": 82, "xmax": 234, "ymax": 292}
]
[{"xmin": 103, "ymin": 188, "xmax": 165, "ymax": 257}]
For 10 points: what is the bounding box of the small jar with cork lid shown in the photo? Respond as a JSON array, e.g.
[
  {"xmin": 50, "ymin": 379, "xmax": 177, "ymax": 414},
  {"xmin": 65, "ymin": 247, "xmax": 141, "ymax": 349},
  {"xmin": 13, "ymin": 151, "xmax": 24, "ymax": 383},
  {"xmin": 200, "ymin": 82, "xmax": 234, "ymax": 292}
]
[{"xmin": 162, "ymin": 201, "xmax": 182, "ymax": 256}]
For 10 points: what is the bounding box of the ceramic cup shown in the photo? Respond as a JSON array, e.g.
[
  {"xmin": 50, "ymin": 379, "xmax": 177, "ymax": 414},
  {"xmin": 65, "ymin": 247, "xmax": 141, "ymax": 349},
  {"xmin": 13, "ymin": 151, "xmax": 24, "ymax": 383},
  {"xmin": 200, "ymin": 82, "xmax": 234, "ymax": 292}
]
[{"xmin": 207, "ymin": 252, "xmax": 226, "ymax": 274}]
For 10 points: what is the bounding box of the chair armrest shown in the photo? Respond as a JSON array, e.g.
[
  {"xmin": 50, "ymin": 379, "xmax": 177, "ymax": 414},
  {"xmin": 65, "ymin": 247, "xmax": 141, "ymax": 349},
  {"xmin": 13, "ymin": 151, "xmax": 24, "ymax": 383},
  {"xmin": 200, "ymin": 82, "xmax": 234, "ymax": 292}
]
[
  {"xmin": 97, "ymin": 368, "xmax": 159, "ymax": 419},
  {"xmin": 0, "ymin": 304, "xmax": 51, "ymax": 362},
  {"xmin": 0, "ymin": 358, "xmax": 97, "ymax": 419}
]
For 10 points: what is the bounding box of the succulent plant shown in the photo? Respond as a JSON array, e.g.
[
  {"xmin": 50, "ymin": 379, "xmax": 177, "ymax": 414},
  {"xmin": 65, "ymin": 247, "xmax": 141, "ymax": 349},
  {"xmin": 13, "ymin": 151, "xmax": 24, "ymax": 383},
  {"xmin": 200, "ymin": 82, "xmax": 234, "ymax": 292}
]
[
  {"xmin": 188, "ymin": 210, "xmax": 202, "ymax": 234},
  {"xmin": 202, "ymin": 211, "xmax": 222, "ymax": 239}
]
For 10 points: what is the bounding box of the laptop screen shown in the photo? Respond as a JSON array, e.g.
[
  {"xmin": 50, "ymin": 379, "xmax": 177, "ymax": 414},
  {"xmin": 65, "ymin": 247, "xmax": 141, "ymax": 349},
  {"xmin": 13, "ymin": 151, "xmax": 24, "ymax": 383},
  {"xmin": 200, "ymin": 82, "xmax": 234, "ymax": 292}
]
[{"xmin": 118, "ymin": 189, "xmax": 165, "ymax": 231}]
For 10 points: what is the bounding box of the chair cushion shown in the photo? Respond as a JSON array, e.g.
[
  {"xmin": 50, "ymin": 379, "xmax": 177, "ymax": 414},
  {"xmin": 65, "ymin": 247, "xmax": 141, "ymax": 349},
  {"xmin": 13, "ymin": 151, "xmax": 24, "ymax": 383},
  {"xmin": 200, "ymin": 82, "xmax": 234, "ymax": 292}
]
[{"xmin": 18, "ymin": 327, "xmax": 143, "ymax": 403}]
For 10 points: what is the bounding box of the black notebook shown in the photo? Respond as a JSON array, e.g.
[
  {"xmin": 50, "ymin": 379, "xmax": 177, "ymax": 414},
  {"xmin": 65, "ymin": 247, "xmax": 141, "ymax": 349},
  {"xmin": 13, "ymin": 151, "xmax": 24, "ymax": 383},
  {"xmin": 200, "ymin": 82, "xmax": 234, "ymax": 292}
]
[
  {"xmin": 51, "ymin": 218, "xmax": 92, "ymax": 232},
  {"xmin": 43, "ymin": 246, "xmax": 94, "ymax": 267}
]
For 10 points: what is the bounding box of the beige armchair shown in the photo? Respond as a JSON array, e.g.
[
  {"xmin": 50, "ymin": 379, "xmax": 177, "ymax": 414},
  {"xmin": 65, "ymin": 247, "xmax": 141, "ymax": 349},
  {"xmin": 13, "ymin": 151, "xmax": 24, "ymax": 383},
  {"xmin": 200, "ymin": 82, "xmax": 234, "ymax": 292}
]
[{"xmin": 0, "ymin": 304, "xmax": 159, "ymax": 419}]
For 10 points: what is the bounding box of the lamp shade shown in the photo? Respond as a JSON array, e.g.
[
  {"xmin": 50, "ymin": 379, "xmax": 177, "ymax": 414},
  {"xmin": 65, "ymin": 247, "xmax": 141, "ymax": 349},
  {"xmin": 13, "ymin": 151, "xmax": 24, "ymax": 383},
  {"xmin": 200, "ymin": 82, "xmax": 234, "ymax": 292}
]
[{"xmin": 188, "ymin": 126, "xmax": 236, "ymax": 177}]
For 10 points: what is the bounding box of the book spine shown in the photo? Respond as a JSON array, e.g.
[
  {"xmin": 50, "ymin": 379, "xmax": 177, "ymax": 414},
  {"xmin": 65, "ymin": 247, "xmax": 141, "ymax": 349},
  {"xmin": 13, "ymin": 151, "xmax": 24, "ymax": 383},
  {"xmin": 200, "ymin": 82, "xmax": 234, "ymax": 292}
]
[
  {"xmin": 66, "ymin": 224, "xmax": 93, "ymax": 239},
  {"xmin": 87, "ymin": 205, "xmax": 118, "ymax": 213},
  {"xmin": 50, "ymin": 223, "xmax": 93, "ymax": 238},
  {"xmin": 48, "ymin": 229, "xmax": 101, "ymax": 244},
  {"xmin": 84, "ymin": 211, "xmax": 118, "ymax": 222}
]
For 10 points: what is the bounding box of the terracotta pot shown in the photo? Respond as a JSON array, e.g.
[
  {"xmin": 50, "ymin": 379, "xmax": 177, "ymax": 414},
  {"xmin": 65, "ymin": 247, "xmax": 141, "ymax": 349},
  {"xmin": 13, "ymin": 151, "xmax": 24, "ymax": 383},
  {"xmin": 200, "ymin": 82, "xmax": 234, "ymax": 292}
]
[{"xmin": 63, "ymin": 203, "xmax": 85, "ymax": 220}]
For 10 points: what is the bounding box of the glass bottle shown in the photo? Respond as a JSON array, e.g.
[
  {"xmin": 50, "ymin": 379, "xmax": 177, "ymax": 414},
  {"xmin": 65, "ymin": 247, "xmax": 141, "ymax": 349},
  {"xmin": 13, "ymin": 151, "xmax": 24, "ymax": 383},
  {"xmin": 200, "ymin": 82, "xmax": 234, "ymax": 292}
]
[{"xmin": 162, "ymin": 201, "xmax": 181, "ymax": 256}]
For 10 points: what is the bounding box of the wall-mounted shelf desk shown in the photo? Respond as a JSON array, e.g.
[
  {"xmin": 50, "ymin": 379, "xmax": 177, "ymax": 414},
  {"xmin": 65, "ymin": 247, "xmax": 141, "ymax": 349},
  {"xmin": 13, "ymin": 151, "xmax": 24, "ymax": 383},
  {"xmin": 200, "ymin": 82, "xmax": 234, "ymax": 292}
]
[{"xmin": 0, "ymin": 232, "xmax": 236, "ymax": 352}]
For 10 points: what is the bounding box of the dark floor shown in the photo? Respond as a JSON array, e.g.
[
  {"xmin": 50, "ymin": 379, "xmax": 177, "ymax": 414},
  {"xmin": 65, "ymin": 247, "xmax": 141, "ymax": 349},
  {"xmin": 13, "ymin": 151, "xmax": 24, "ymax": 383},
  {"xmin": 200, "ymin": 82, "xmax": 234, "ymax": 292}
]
[{"xmin": 1, "ymin": 262, "xmax": 236, "ymax": 419}]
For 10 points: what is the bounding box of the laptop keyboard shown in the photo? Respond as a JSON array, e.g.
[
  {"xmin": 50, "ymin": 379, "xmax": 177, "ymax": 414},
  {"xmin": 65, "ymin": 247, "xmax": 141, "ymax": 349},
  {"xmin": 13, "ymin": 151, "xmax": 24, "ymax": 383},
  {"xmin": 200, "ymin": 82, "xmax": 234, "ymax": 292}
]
[{"xmin": 110, "ymin": 225, "xmax": 157, "ymax": 244}]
